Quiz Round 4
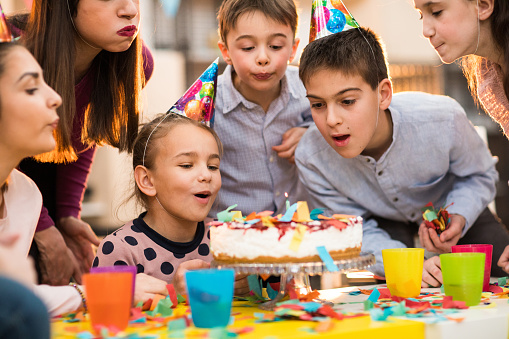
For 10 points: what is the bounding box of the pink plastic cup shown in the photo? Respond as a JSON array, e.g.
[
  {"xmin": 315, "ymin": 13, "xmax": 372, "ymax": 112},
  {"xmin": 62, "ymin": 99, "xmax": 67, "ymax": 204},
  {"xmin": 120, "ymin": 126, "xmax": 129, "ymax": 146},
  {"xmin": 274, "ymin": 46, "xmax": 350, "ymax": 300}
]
[{"xmin": 451, "ymin": 244, "xmax": 493, "ymax": 292}]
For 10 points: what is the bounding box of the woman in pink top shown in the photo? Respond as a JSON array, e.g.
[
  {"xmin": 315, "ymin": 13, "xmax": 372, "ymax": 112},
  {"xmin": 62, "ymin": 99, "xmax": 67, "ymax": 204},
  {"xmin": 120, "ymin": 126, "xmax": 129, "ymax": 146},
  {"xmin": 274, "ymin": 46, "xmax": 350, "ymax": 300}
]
[
  {"xmin": 9, "ymin": 0, "xmax": 154, "ymax": 286},
  {"xmin": 414, "ymin": 0, "xmax": 508, "ymax": 137}
]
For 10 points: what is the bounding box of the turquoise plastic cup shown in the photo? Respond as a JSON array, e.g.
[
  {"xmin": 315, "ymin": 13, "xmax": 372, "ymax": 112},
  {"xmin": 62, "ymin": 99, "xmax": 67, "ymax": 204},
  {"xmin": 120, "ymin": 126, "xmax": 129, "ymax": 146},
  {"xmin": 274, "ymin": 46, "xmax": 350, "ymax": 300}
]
[
  {"xmin": 440, "ymin": 253, "xmax": 485, "ymax": 306},
  {"xmin": 185, "ymin": 268, "xmax": 235, "ymax": 328}
]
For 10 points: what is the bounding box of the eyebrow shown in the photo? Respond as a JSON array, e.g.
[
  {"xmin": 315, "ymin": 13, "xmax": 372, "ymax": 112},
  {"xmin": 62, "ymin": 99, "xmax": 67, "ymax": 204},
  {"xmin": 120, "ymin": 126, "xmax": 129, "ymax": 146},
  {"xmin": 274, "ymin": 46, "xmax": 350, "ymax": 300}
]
[
  {"xmin": 306, "ymin": 87, "xmax": 361, "ymax": 99},
  {"xmin": 174, "ymin": 152, "xmax": 221, "ymax": 160},
  {"xmin": 416, "ymin": 1, "xmax": 438, "ymax": 9},
  {"xmin": 16, "ymin": 72, "xmax": 39, "ymax": 83},
  {"xmin": 235, "ymin": 33, "xmax": 288, "ymax": 42}
]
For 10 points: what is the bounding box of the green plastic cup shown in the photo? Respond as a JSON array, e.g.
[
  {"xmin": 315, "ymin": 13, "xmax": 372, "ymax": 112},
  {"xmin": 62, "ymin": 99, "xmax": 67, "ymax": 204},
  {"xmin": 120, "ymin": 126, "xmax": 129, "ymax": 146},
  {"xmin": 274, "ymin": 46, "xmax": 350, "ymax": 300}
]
[
  {"xmin": 382, "ymin": 248, "xmax": 424, "ymax": 298},
  {"xmin": 440, "ymin": 253, "xmax": 485, "ymax": 306}
]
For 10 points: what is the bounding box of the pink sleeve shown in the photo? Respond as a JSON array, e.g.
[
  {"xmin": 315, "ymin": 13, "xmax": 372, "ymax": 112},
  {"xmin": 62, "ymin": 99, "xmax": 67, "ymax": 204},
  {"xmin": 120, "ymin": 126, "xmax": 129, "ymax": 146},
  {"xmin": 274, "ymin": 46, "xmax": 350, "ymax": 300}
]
[
  {"xmin": 55, "ymin": 146, "xmax": 96, "ymax": 221},
  {"xmin": 35, "ymin": 206, "xmax": 54, "ymax": 232}
]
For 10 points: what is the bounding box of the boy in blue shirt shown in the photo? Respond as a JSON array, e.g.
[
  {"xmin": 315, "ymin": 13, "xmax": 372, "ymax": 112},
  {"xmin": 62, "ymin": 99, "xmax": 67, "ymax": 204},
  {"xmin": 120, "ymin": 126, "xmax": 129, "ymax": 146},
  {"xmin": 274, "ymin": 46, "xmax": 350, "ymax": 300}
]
[
  {"xmin": 210, "ymin": 0, "xmax": 313, "ymax": 217},
  {"xmin": 295, "ymin": 27, "xmax": 509, "ymax": 284}
]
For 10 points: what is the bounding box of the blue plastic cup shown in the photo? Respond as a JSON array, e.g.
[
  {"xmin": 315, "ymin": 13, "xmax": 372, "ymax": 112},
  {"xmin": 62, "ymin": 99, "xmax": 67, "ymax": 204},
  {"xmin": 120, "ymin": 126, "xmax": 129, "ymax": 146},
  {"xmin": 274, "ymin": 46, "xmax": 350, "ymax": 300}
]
[{"xmin": 185, "ymin": 268, "xmax": 235, "ymax": 328}]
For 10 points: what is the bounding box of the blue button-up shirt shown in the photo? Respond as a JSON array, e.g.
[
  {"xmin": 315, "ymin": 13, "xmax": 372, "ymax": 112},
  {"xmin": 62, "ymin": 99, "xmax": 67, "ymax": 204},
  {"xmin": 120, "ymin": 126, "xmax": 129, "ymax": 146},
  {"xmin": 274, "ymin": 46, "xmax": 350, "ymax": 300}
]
[
  {"xmin": 295, "ymin": 92, "xmax": 499, "ymax": 275},
  {"xmin": 210, "ymin": 65, "xmax": 313, "ymax": 217}
]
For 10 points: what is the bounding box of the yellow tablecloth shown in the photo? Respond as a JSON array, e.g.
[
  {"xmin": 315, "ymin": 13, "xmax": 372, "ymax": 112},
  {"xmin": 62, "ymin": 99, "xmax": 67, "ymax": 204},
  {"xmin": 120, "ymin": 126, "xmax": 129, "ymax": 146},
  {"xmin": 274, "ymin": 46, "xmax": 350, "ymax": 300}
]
[{"xmin": 51, "ymin": 300, "xmax": 424, "ymax": 339}]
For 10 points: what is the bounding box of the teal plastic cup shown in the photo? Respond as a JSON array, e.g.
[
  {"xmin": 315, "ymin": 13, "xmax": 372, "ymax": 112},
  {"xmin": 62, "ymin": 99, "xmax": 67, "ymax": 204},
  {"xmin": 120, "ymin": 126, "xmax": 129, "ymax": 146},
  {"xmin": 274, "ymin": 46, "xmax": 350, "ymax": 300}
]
[
  {"xmin": 440, "ymin": 253, "xmax": 485, "ymax": 306},
  {"xmin": 185, "ymin": 268, "xmax": 235, "ymax": 328}
]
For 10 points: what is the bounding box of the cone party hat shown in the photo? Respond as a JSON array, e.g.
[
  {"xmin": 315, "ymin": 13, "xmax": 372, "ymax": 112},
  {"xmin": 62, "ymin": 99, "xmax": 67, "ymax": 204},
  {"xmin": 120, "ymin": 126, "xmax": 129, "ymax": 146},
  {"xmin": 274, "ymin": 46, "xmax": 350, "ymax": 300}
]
[
  {"xmin": 0, "ymin": 3, "xmax": 12, "ymax": 43},
  {"xmin": 167, "ymin": 58, "xmax": 219, "ymax": 126},
  {"xmin": 309, "ymin": 0, "xmax": 359, "ymax": 43}
]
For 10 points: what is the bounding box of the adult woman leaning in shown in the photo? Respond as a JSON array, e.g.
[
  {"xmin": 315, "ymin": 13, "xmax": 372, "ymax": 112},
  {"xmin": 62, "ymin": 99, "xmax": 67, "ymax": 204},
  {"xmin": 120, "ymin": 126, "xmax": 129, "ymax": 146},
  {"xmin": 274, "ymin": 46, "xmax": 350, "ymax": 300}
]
[{"xmin": 10, "ymin": 0, "xmax": 154, "ymax": 285}]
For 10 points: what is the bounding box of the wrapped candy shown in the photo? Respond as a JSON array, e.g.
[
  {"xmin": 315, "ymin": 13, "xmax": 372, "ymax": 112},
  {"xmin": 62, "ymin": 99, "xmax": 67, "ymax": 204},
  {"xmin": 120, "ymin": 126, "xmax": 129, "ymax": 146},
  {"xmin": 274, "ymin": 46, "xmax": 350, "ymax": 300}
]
[
  {"xmin": 167, "ymin": 58, "xmax": 218, "ymax": 126},
  {"xmin": 309, "ymin": 0, "xmax": 359, "ymax": 43},
  {"xmin": 421, "ymin": 202, "xmax": 453, "ymax": 234}
]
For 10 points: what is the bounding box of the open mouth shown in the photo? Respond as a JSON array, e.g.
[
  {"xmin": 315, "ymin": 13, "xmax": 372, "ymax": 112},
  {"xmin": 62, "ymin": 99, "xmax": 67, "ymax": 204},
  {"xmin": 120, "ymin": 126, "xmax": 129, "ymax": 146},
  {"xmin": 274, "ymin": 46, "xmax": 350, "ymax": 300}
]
[
  {"xmin": 333, "ymin": 135, "xmax": 350, "ymax": 141},
  {"xmin": 195, "ymin": 192, "xmax": 211, "ymax": 199}
]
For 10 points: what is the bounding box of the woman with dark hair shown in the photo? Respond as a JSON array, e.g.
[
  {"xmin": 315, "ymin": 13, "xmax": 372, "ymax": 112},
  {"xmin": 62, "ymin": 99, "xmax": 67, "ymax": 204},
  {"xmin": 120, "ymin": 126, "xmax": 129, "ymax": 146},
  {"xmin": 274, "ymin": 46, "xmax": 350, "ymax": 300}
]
[{"xmin": 9, "ymin": 0, "xmax": 154, "ymax": 285}]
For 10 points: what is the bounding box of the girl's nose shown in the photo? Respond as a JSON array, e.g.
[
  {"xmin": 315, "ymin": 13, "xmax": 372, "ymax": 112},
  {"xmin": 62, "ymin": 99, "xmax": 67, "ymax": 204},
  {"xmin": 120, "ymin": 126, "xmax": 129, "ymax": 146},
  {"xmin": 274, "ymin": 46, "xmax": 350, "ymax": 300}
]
[{"xmin": 119, "ymin": 0, "xmax": 139, "ymax": 20}]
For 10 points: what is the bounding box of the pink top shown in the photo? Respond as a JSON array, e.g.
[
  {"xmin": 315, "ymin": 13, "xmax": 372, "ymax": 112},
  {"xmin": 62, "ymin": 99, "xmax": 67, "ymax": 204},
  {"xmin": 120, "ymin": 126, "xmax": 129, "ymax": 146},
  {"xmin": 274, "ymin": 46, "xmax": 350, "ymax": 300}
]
[
  {"xmin": 477, "ymin": 59, "xmax": 509, "ymax": 138},
  {"xmin": 93, "ymin": 213, "xmax": 212, "ymax": 283}
]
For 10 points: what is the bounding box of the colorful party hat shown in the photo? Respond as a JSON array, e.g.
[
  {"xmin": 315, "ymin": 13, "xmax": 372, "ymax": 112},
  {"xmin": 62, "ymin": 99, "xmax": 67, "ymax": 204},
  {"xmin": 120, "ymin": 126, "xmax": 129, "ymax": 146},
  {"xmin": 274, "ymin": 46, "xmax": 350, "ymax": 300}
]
[
  {"xmin": 309, "ymin": 0, "xmax": 359, "ymax": 43},
  {"xmin": 167, "ymin": 57, "xmax": 218, "ymax": 126},
  {"xmin": 0, "ymin": 4, "xmax": 13, "ymax": 42}
]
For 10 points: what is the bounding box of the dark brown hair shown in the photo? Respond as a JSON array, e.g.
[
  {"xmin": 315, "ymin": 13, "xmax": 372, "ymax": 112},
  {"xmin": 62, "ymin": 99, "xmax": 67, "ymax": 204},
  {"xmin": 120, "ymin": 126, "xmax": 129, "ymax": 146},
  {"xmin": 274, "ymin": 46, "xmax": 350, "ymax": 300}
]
[
  {"xmin": 131, "ymin": 114, "xmax": 223, "ymax": 209},
  {"xmin": 0, "ymin": 42, "xmax": 24, "ymax": 193},
  {"xmin": 459, "ymin": 0, "xmax": 509, "ymax": 104},
  {"xmin": 217, "ymin": 0, "xmax": 298, "ymax": 45},
  {"xmin": 299, "ymin": 27, "xmax": 389, "ymax": 90},
  {"xmin": 11, "ymin": 0, "xmax": 144, "ymax": 163}
]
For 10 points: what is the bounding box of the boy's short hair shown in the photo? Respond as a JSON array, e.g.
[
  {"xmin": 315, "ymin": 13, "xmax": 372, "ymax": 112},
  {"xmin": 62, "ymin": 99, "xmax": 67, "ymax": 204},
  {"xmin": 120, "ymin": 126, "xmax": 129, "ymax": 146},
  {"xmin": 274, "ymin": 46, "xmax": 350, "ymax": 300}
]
[
  {"xmin": 299, "ymin": 27, "xmax": 389, "ymax": 90},
  {"xmin": 217, "ymin": 0, "xmax": 298, "ymax": 45}
]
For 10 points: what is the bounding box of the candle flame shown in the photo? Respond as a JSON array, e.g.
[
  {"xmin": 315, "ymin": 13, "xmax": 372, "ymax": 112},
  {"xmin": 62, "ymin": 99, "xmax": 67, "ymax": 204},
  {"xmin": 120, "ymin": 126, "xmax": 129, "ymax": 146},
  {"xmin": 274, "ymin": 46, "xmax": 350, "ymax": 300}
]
[{"xmin": 284, "ymin": 192, "xmax": 288, "ymax": 198}]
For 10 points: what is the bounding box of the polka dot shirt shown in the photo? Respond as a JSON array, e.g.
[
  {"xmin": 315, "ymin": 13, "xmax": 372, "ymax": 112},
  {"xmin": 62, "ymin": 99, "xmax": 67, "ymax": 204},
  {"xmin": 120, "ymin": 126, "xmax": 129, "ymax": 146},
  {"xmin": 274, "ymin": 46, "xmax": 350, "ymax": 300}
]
[{"xmin": 93, "ymin": 212, "xmax": 211, "ymax": 283}]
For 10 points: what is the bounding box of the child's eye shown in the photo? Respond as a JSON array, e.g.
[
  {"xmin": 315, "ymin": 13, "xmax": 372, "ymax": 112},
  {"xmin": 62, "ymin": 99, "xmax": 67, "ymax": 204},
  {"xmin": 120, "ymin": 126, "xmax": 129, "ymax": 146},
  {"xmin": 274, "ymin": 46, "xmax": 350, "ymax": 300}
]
[
  {"xmin": 432, "ymin": 10, "xmax": 442, "ymax": 17},
  {"xmin": 25, "ymin": 88, "xmax": 38, "ymax": 95},
  {"xmin": 241, "ymin": 47, "xmax": 254, "ymax": 51},
  {"xmin": 179, "ymin": 164, "xmax": 193, "ymax": 169},
  {"xmin": 270, "ymin": 45, "xmax": 283, "ymax": 50},
  {"xmin": 310, "ymin": 102, "xmax": 325, "ymax": 109},
  {"xmin": 342, "ymin": 99, "xmax": 356, "ymax": 105},
  {"xmin": 208, "ymin": 165, "xmax": 219, "ymax": 171}
]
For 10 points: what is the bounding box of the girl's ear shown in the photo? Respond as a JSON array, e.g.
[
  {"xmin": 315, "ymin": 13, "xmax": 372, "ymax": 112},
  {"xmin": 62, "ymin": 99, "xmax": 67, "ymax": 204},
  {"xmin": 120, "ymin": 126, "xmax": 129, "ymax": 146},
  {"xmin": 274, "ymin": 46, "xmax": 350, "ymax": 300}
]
[
  {"xmin": 477, "ymin": 0, "xmax": 494, "ymax": 21},
  {"xmin": 378, "ymin": 78, "xmax": 393, "ymax": 111},
  {"xmin": 134, "ymin": 165, "xmax": 157, "ymax": 197}
]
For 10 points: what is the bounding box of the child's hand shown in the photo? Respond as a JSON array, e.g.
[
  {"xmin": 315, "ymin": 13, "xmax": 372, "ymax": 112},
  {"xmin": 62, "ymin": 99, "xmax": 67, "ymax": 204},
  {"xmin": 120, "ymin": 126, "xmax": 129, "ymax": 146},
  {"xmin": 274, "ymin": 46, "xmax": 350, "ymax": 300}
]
[
  {"xmin": 234, "ymin": 273, "xmax": 250, "ymax": 296},
  {"xmin": 421, "ymin": 256, "xmax": 442, "ymax": 288},
  {"xmin": 272, "ymin": 127, "xmax": 307, "ymax": 163},
  {"xmin": 172, "ymin": 259, "xmax": 211, "ymax": 296},
  {"xmin": 497, "ymin": 245, "xmax": 509, "ymax": 274},
  {"xmin": 418, "ymin": 214, "xmax": 465, "ymax": 253},
  {"xmin": 133, "ymin": 273, "xmax": 168, "ymax": 305}
]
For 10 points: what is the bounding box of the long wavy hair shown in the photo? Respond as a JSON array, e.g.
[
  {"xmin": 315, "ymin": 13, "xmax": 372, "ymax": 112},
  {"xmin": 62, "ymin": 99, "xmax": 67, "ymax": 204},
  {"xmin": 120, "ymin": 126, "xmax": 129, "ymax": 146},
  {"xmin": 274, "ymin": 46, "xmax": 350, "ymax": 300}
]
[
  {"xmin": 459, "ymin": 0, "xmax": 509, "ymax": 105},
  {"xmin": 10, "ymin": 0, "xmax": 144, "ymax": 163}
]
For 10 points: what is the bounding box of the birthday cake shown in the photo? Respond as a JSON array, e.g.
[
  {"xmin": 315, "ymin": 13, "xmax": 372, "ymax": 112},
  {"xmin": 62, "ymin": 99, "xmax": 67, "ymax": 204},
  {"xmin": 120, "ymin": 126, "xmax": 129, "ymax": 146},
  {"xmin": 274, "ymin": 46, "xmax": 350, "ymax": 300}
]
[{"xmin": 209, "ymin": 202, "xmax": 363, "ymax": 264}]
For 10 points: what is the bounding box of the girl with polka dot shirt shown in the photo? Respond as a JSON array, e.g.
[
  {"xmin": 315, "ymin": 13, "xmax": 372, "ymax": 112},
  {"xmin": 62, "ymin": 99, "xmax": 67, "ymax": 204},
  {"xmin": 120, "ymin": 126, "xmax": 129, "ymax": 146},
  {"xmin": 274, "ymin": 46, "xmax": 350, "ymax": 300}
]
[{"xmin": 94, "ymin": 114, "xmax": 231, "ymax": 295}]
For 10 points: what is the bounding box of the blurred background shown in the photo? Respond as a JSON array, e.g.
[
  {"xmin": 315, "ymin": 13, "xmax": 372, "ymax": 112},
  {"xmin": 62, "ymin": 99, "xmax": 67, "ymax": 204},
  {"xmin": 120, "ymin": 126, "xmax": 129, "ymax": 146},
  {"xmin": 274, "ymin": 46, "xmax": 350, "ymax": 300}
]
[{"xmin": 4, "ymin": 0, "xmax": 508, "ymax": 236}]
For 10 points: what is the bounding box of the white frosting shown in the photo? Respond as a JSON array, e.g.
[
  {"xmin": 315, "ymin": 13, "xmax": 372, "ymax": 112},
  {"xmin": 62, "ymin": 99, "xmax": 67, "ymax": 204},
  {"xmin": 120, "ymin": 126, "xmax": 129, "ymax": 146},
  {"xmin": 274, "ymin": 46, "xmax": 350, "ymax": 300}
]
[{"xmin": 210, "ymin": 217, "xmax": 362, "ymax": 260}]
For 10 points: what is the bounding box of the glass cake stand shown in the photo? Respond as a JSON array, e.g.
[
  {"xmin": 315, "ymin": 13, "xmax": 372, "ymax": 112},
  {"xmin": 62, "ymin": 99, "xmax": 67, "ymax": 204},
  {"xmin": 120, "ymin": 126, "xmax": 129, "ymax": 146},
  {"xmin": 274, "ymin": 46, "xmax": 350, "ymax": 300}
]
[{"xmin": 212, "ymin": 252, "xmax": 375, "ymax": 310}]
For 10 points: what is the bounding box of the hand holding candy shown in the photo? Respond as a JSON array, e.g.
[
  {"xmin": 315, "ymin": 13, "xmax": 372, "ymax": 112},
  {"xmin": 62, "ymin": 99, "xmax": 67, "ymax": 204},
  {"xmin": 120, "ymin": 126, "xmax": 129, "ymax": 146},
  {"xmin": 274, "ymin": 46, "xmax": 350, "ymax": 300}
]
[
  {"xmin": 419, "ymin": 214, "xmax": 465, "ymax": 253},
  {"xmin": 421, "ymin": 202, "xmax": 452, "ymax": 234}
]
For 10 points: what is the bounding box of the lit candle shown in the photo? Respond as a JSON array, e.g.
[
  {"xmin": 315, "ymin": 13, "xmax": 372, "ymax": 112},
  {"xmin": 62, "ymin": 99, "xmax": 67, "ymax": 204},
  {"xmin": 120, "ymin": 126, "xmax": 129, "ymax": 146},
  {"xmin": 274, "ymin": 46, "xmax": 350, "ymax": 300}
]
[{"xmin": 285, "ymin": 192, "xmax": 291, "ymax": 211}]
